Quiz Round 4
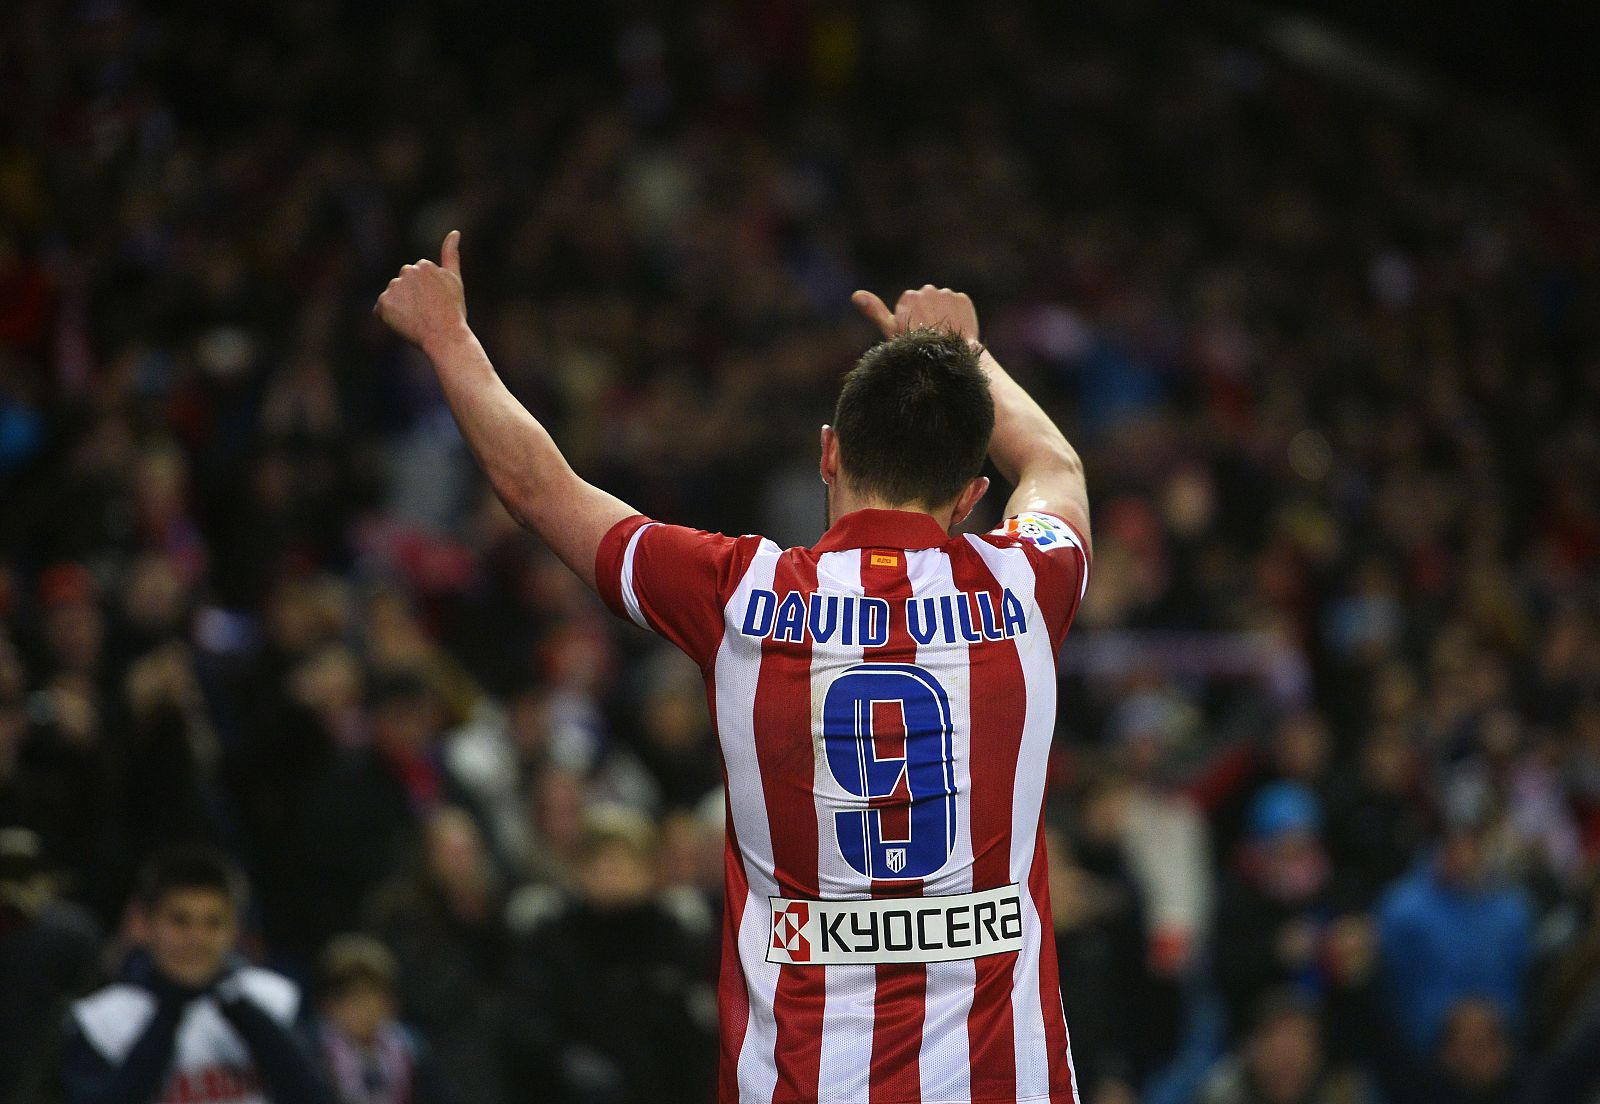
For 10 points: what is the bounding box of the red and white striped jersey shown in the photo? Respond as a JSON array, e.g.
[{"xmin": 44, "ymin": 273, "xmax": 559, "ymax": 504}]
[{"xmin": 597, "ymin": 507, "xmax": 1090, "ymax": 1104}]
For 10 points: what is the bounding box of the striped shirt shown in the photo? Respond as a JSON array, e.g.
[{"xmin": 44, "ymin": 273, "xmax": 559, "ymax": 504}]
[{"xmin": 597, "ymin": 507, "xmax": 1089, "ymax": 1104}]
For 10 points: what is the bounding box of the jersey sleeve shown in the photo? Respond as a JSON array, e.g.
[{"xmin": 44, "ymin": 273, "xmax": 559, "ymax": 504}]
[
  {"xmin": 595, "ymin": 515, "xmax": 763, "ymax": 668},
  {"xmin": 989, "ymin": 510, "xmax": 1090, "ymax": 650}
]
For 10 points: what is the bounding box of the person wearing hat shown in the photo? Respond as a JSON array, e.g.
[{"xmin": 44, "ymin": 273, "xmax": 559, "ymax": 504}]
[{"xmin": 1213, "ymin": 782, "xmax": 1336, "ymax": 1041}]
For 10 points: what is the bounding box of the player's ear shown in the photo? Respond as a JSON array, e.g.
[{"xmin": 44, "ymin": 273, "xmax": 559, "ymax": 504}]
[
  {"xmin": 948, "ymin": 476, "xmax": 991, "ymax": 529},
  {"xmin": 820, "ymin": 425, "xmax": 840, "ymax": 486}
]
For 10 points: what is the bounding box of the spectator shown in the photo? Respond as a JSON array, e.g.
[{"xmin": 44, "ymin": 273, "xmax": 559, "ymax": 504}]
[
  {"xmin": 61, "ymin": 845, "xmax": 327, "ymax": 1104},
  {"xmin": 369, "ymin": 807, "xmax": 510, "ymax": 1104},
  {"xmin": 313, "ymin": 933, "xmax": 453, "ymax": 1104},
  {"xmin": 1046, "ymin": 825, "xmax": 1168, "ymax": 1099},
  {"xmin": 1196, "ymin": 711, "xmax": 1336, "ymax": 863},
  {"xmin": 0, "ymin": 828, "xmax": 101, "ymax": 1103},
  {"xmin": 1376, "ymin": 788, "xmax": 1535, "ymax": 1059},
  {"xmin": 505, "ymin": 808, "xmax": 715, "ymax": 1104},
  {"xmin": 296, "ymin": 671, "xmax": 471, "ymax": 950},
  {"xmin": 1214, "ymin": 782, "xmax": 1336, "ymax": 1038},
  {"xmin": 1323, "ymin": 724, "xmax": 1431, "ymax": 911},
  {"xmin": 1099, "ymin": 687, "xmax": 1214, "ymax": 979},
  {"xmin": 1423, "ymin": 998, "xmax": 1522, "ymax": 1104},
  {"xmin": 625, "ymin": 646, "xmax": 721, "ymax": 815},
  {"xmin": 1199, "ymin": 992, "xmax": 1371, "ymax": 1104}
]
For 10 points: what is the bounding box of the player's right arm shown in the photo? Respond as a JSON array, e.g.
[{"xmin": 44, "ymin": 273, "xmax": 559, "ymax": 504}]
[
  {"xmin": 375, "ymin": 232, "xmax": 637, "ymax": 589},
  {"xmin": 377, "ymin": 234, "xmax": 750, "ymax": 666},
  {"xmin": 852, "ymin": 285, "xmax": 1091, "ymax": 557}
]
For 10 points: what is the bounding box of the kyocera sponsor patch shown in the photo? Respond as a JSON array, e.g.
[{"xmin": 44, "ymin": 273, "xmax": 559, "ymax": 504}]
[{"xmin": 767, "ymin": 885, "xmax": 1024, "ymax": 966}]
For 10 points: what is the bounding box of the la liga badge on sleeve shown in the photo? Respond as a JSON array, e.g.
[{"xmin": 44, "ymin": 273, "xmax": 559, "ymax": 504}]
[{"xmin": 1000, "ymin": 512, "xmax": 1070, "ymax": 550}]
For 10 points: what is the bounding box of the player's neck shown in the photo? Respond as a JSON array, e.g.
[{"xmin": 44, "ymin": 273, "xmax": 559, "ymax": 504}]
[{"xmin": 827, "ymin": 485, "xmax": 951, "ymax": 532}]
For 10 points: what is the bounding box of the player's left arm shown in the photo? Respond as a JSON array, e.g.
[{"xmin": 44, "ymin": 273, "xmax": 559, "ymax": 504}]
[
  {"xmin": 853, "ymin": 285, "xmax": 1091, "ymax": 557},
  {"xmin": 375, "ymin": 232, "xmax": 637, "ymax": 589}
]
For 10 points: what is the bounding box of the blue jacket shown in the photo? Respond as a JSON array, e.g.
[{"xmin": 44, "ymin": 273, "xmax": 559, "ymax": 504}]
[{"xmin": 1375, "ymin": 859, "xmax": 1533, "ymax": 1056}]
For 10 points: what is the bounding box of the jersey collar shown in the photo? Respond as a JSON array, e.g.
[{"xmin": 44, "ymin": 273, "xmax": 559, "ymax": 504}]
[{"xmin": 812, "ymin": 509, "xmax": 953, "ymax": 553}]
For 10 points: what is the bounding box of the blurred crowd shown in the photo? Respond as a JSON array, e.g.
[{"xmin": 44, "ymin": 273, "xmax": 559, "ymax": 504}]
[{"xmin": 2, "ymin": 0, "xmax": 1598, "ymax": 1102}]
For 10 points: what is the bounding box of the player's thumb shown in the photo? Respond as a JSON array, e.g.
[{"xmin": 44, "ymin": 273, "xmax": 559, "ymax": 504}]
[
  {"xmin": 851, "ymin": 290, "xmax": 895, "ymax": 336},
  {"xmin": 442, "ymin": 230, "xmax": 462, "ymax": 276}
]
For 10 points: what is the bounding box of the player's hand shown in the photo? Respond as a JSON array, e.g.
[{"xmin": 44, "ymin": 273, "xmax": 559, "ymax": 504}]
[
  {"xmin": 851, "ymin": 284, "xmax": 980, "ymax": 345},
  {"xmin": 376, "ymin": 230, "xmax": 469, "ymax": 352}
]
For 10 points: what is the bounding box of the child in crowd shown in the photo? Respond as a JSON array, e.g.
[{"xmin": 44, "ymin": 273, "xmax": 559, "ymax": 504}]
[{"xmin": 314, "ymin": 934, "xmax": 452, "ymax": 1104}]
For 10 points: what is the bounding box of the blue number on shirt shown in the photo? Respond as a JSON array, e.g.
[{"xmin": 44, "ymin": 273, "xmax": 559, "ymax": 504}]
[{"xmin": 822, "ymin": 663, "xmax": 957, "ymax": 880}]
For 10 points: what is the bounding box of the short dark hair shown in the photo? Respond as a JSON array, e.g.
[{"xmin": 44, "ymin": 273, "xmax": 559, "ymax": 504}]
[
  {"xmin": 833, "ymin": 328, "xmax": 994, "ymax": 508},
  {"xmin": 136, "ymin": 843, "xmax": 247, "ymax": 913}
]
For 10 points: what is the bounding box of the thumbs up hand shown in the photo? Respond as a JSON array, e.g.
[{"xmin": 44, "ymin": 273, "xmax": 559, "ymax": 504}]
[{"xmin": 376, "ymin": 230, "xmax": 470, "ymax": 353}]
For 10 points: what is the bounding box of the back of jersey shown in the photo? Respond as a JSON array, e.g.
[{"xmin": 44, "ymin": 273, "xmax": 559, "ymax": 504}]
[{"xmin": 597, "ymin": 507, "xmax": 1090, "ymax": 1104}]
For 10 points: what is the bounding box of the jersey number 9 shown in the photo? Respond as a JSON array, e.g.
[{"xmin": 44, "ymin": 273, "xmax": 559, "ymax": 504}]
[{"xmin": 822, "ymin": 663, "xmax": 958, "ymax": 881}]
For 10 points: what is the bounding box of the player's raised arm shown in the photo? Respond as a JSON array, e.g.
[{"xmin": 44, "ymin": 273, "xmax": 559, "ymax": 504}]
[
  {"xmin": 375, "ymin": 232, "xmax": 638, "ymax": 588},
  {"xmin": 852, "ymin": 285, "xmax": 1091, "ymax": 555}
]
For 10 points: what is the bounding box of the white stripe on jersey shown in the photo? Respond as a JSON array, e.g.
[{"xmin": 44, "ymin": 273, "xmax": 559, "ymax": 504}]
[
  {"xmin": 716, "ymin": 540, "xmax": 784, "ymax": 1104},
  {"xmin": 908, "ymin": 546, "xmax": 978, "ymax": 1104},
  {"xmin": 810, "ymin": 549, "xmax": 875, "ymax": 1104},
  {"xmin": 619, "ymin": 522, "xmax": 660, "ymax": 630}
]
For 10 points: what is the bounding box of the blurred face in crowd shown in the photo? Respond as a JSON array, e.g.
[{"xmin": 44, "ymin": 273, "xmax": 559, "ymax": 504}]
[
  {"xmin": 542, "ymin": 625, "xmax": 611, "ymax": 694},
  {"xmin": 1246, "ymin": 1009, "xmax": 1322, "ymax": 1104},
  {"xmin": 1476, "ymin": 708, "xmax": 1523, "ymax": 766},
  {"xmin": 0, "ymin": 702, "xmax": 23, "ymax": 773},
  {"xmin": 365, "ymin": 592, "xmax": 431, "ymax": 670},
  {"xmin": 506, "ymin": 687, "xmax": 551, "ymax": 762},
  {"xmin": 1078, "ymin": 780, "xmax": 1130, "ymax": 845},
  {"xmin": 1273, "ymin": 713, "xmax": 1329, "ymax": 783},
  {"xmin": 643, "ymin": 683, "xmax": 709, "ymax": 754},
  {"xmin": 1259, "ymin": 830, "xmax": 1326, "ymax": 902},
  {"xmin": 147, "ymin": 887, "xmax": 238, "ymax": 988},
  {"xmin": 45, "ymin": 599, "xmax": 103, "ymax": 675},
  {"xmin": 1044, "ymin": 826, "xmax": 1107, "ymax": 934},
  {"xmin": 290, "ymin": 646, "xmax": 364, "ymax": 719},
  {"xmin": 134, "ymin": 444, "xmax": 190, "ymax": 530},
  {"xmin": 122, "ymin": 554, "xmax": 187, "ymax": 637},
  {"xmin": 579, "ymin": 838, "xmax": 654, "ymax": 912},
  {"xmin": 1360, "ymin": 726, "xmax": 1412, "ymax": 794},
  {"xmin": 1439, "ymin": 830, "xmax": 1488, "ymax": 888},
  {"xmin": 425, "ymin": 809, "xmax": 493, "ymax": 909},
  {"xmin": 371, "ymin": 692, "xmax": 439, "ymax": 758},
  {"xmin": 324, "ymin": 980, "xmax": 397, "ymax": 1048},
  {"xmin": 656, "ymin": 812, "xmax": 721, "ymax": 892},
  {"xmin": 1439, "ymin": 999, "xmax": 1511, "ymax": 1090},
  {"xmin": 533, "ymin": 770, "xmax": 588, "ymax": 860}
]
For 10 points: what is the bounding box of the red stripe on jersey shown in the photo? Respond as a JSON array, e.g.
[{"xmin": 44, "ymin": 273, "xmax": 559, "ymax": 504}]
[
  {"xmin": 718, "ymin": 780, "xmax": 751, "ymax": 1099},
  {"xmin": 755, "ymin": 550, "xmax": 825, "ymax": 1102},
  {"xmin": 1030, "ymin": 827, "xmax": 1078, "ymax": 1100},
  {"xmin": 594, "ymin": 514, "xmax": 653, "ymax": 618},
  {"xmin": 870, "ymin": 702, "xmax": 911, "ymax": 842},
  {"xmin": 947, "ymin": 539, "xmax": 1026, "ymax": 1103},
  {"xmin": 860, "ymin": 549, "xmax": 927, "ymax": 1104}
]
